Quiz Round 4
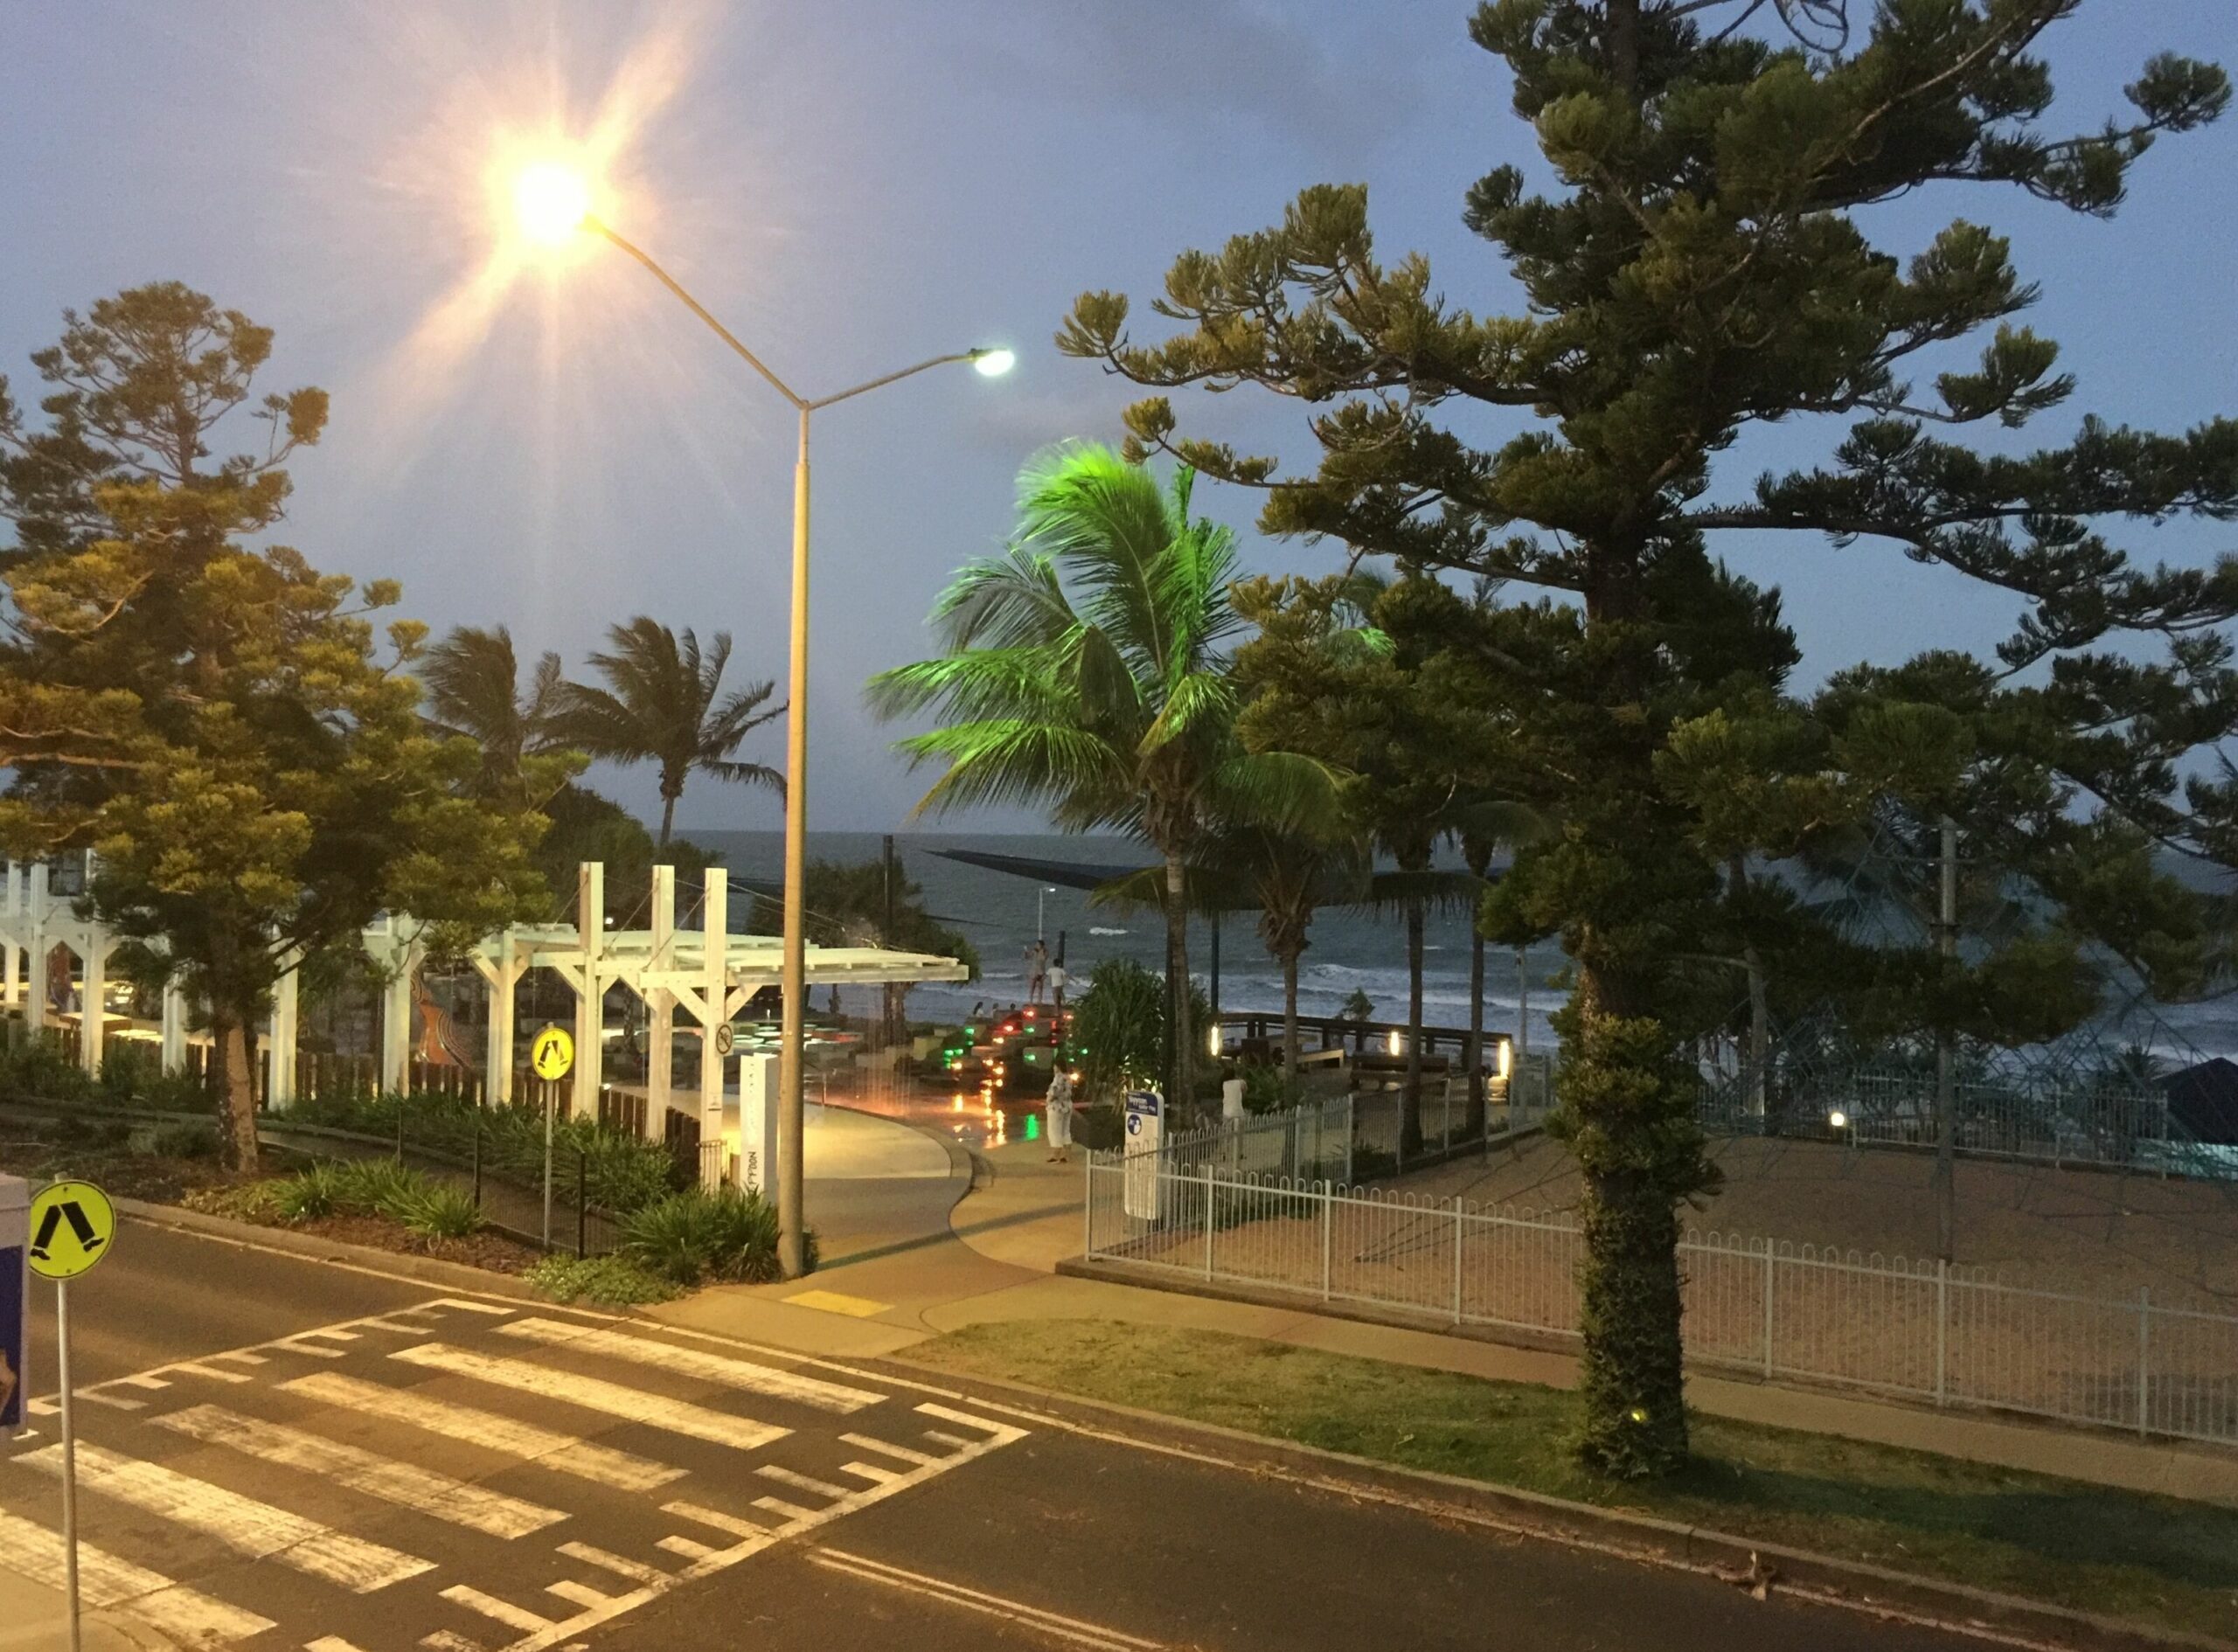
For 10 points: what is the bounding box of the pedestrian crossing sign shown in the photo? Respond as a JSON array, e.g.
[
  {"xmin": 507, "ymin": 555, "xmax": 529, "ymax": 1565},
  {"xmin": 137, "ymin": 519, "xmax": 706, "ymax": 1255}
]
[
  {"xmin": 531, "ymin": 1025, "xmax": 575, "ymax": 1082},
  {"xmin": 28, "ymin": 1178, "xmax": 115, "ymax": 1281}
]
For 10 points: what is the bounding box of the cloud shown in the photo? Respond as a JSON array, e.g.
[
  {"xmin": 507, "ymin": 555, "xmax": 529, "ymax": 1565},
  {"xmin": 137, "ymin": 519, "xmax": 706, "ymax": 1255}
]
[{"xmin": 996, "ymin": 0, "xmax": 1428, "ymax": 156}]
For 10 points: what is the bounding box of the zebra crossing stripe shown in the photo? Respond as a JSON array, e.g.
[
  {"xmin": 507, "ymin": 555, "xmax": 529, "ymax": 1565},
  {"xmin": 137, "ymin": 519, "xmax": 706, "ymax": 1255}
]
[
  {"xmin": 0, "ymin": 1510, "xmax": 274, "ymax": 1650},
  {"xmin": 556, "ymin": 1542, "xmax": 671, "ymax": 1585},
  {"xmin": 495, "ymin": 1318, "xmax": 885, "ymax": 1413},
  {"xmin": 840, "ymin": 1433, "xmax": 938, "ymax": 1467},
  {"xmin": 281, "ymin": 1371, "xmax": 684, "ymax": 1491},
  {"xmin": 17, "ymin": 1441, "xmax": 433, "ymax": 1592},
  {"xmin": 440, "ymin": 1584, "xmax": 554, "ymax": 1635},
  {"xmin": 418, "ymin": 1633, "xmax": 487, "ymax": 1652},
  {"xmin": 392, "ymin": 1343, "xmax": 790, "ymax": 1453},
  {"xmin": 154, "ymin": 1404, "xmax": 567, "ymax": 1538},
  {"xmin": 757, "ymin": 1464, "xmax": 854, "ymax": 1501}
]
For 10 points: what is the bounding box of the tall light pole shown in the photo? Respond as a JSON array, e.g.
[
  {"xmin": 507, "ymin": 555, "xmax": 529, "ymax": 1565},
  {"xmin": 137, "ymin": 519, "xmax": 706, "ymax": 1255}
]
[{"xmin": 511, "ymin": 163, "xmax": 1012, "ymax": 1277}]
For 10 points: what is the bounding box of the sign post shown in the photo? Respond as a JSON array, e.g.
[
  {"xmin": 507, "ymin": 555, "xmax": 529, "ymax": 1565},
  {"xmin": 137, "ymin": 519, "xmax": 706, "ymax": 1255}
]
[
  {"xmin": 0, "ymin": 1175, "xmax": 26, "ymax": 1438},
  {"xmin": 28, "ymin": 1178, "xmax": 115, "ymax": 1652},
  {"xmin": 530, "ymin": 1027, "xmax": 575, "ymax": 1247},
  {"xmin": 1122, "ymin": 1090, "xmax": 1164, "ymax": 1222}
]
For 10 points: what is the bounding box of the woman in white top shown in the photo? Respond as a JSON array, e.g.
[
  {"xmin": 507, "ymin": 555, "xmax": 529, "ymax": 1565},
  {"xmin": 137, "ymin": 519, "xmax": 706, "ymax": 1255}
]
[{"xmin": 1043, "ymin": 1065, "xmax": 1076, "ymax": 1163}]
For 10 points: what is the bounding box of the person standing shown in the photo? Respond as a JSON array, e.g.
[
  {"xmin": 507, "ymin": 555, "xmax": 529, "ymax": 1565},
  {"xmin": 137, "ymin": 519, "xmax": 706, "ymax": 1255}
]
[
  {"xmin": 1046, "ymin": 958, "xmax": 1068, "ymax": 1013},
  {"xmin": 1025, "ymin": 938, "xmax": 1048, "ymax": 1005},
  {"xmin": 1043, "ymin": 1063, "xmax": 1076, "ymax": 1163}
]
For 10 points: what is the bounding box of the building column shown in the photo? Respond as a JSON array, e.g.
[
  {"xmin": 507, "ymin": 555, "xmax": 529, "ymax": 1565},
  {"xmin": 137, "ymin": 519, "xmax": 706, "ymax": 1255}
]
[
  {"xmin": 80, "ymin": 938, "xmax": 106, "ymax": 1078},
  {"xmin": 266, "ymin": 959, "xmax": 299, "ymax": 1110},
  {"xmin": 3, "ymin": 861, "xmax": 18, "ymax": 1008},
  {"xmin": 24, "ymin": 864, "xmax": 47, "ymax": 1034},
  {"xmin": 572, "ymin": 862, "xmax": 606, "ymax": 1121},
  {"xmin": 699, "ymin": 876, "xmax": 728, "ymax": 1190},
  {"xmin": 379, "ymin": 944, "xmax": 422, "ymax": 1095},
  {"xmin": 483, "ymin": 929, "xmax": 518, "ymax": 1107},
  {"xmin": 161, "ymin": 980, "xmax": 189, "ymax": 1074},
  {"xmin": 647, "ymin": 866, "xmax": 674, "ymax": 1142}
]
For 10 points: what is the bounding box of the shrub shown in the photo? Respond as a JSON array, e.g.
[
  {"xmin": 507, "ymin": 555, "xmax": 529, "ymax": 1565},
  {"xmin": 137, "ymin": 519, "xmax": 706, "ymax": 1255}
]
[
  {"xmin": 620, "ymin": 1185, "xmax": 808, "ymax": 1286},
  {"xmin": 330, "ymin": 1157, "xmax": 426, "ymax": 1216},
  {"xmin": 389, "ymin": 1182, "xmax": 483, "ymax": 1240},
  {"xmin": 1071, "ymin": 960, "xmax": 1211, "ymax": 1105},
  {"xmin": 144, "ymin": 1121, "xmax": 218, "ymax": 1159},
  {"xmin": 525, "ymin": 1253, "xmax": 679, "ymax": 1307},
  {"xmin": 272, "ymin": 1162, "xmax": 350, "ymax": 1221},
  {"xmin": 182, "ymin": 1181, "xmax": 281, "ymax": 1223}
]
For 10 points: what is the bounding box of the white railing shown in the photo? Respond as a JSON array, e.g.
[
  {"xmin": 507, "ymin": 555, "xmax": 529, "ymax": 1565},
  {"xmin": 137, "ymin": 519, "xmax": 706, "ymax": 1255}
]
[
  {"xmin": 1083, "ymin": 1154, "xmax": 2238, "ymax": 1449},
  {"xmin": 1150, "ymin": 1097, "xmax": 1358, "ymax": 1183}
]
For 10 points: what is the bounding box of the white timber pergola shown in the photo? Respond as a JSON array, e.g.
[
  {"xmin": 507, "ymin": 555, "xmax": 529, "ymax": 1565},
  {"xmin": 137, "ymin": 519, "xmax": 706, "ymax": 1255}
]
[{"xmin": 0, "ymin": 856, "xmax": 969, "ymax": 1174}]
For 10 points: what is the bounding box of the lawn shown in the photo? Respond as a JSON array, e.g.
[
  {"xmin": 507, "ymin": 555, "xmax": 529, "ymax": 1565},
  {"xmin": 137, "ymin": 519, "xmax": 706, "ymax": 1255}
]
[{"xmin": 909, "ymin": 1319, "xmax": 2238, "ymax": 1643}]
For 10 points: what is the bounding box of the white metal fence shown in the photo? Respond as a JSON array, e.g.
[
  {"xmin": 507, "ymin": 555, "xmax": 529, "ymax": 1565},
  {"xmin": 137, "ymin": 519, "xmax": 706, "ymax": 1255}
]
[
  {"xmin": 1150, "ymin": 1097, "xmax": 1357, "ymax": 1183},
  {"xmin": 1083, "ymin": 1154, "xmax": 2238, "ymax": 1449}
]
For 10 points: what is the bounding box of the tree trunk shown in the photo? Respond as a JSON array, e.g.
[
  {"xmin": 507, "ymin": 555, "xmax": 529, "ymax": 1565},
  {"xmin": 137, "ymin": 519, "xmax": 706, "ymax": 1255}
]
[
  {"xmin": 1402, "ymin": 896, "xmax": 1425, "ymax": 1156},
  {"xmin": 1467, "ymin": 921, "xmax": 1486, "ymax": 1139},
  {"xmin": 1282, "ymin": 947, "xmax": 1302, "ymax": 1098},
  {"xmin": 657, "ymin": 791, "xmax": 677, "ymax": 848},
  {"xmin": 214, "ymin": 1012, "xmax": 261, "ymax": 1172},
  {"xmin": 1567, "ymin": 957, "xmax": 1689, "ymax": 1477},
  {"xmin": 1164, "ymin": 851, "xmax": 1192, "ymax": 1118}
]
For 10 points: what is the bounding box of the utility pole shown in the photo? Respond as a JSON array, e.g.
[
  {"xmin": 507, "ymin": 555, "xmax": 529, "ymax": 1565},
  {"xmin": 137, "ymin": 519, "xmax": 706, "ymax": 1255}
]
[
  {"xmin": 1935, "ymin": 815, "xmax": 1958, "ymax": 1265},
  {"xmin": 881, "ymin": 835, "xmax": 898, "ymax": 1048}
]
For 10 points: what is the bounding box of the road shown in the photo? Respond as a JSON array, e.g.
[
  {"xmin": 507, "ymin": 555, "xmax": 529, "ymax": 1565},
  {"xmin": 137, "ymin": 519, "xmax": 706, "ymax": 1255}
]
[{"xmin": 0, "ymin": 1218, "xmax": 1985, "ymax": 1652}]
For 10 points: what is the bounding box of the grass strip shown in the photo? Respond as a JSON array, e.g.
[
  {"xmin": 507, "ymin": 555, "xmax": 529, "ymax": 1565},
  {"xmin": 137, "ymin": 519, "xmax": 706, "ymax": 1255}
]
[{"xmin": 909, "ymin": 1319, "xmax": 2238, "ymax": 1642}]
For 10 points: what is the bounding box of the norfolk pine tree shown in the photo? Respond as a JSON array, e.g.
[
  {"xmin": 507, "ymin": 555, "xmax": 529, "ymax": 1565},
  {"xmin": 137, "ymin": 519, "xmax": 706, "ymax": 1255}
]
[
  {"xmin": 1061, "ymin": 3, "xmax": 2238, "ymax": 1475},
  {"xmin": 0, "ymin": 285, "xmax": 549, "ymax": 1169}
]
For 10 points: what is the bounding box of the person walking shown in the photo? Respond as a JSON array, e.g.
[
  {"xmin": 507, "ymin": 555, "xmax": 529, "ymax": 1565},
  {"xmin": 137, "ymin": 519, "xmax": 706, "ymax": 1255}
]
[{"xmin": 1043, "ymin": 1064, "xmax": 1076, "ymax": 1163}]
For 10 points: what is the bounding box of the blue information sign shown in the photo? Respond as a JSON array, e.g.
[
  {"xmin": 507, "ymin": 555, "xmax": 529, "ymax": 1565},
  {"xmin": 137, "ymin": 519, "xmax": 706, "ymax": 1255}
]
[{"xmin": 0, "ymin": 1242, "xmax": 22, "ymax": 1431}]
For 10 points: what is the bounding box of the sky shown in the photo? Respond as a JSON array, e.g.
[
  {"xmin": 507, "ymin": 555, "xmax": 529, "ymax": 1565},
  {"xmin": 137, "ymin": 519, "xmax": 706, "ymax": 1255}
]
[{"xmin": 3, "ymin": 0, "xmax": 2234, "ymax": 836}]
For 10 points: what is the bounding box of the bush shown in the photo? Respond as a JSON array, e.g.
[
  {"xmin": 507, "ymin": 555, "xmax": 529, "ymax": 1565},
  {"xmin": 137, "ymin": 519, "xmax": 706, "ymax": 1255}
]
[
  {"xmin": 272, "ymin": 1162, "xmax": 349, "ymax": 1221},
  {"xmin": 620, "ymin": 1185, "xmax": 811, "ymax": 1286},
  {"xmin": 144, "ymin": 1121, "xmax": 218, "ymax": 1159},
  {"xmin": 388, "ymin": 1182, "xmax": 482, "ymax": 1240},
  {"xmin": 525, "ymin": 1253, "xmax": 679, "ymax": 1307},
  {"xmin": 1071, "ymin": 960, "xmax": 1212, "ymax": 1104}
]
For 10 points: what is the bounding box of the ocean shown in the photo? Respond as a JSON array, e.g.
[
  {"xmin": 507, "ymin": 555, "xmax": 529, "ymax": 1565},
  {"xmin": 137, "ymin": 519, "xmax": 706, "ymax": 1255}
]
[
  {"xmin": 682, "ymin": 829, "xmax": 1566, "ymax": 1046},
  {"xmin": 680, "ymin": 829, "xmax": 2238, "ymax": 1062}
]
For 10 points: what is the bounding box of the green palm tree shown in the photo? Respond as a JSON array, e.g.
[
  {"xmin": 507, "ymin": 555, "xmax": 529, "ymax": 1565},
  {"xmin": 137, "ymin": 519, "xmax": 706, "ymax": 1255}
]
[
  {"xmin": 552, "ymin": 618, "xmax": 784, "ymax": 845},
  {"xmin": 420, "ymin": 623, "xmax": 572, "ymax": 806},
  {"xmin": 870, "ymin": 443, "xmax": 1339, "ymax": 1114}
]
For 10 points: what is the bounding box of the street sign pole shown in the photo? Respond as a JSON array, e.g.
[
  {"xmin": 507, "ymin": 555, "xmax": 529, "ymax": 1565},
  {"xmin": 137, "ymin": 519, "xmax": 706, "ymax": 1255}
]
[
  {"xmin": 57, "ymin": 1274, "xmax": 78, "ymax": 1652},
  {"xmin": 543, "ymin": 1085, "xmax": 554, "ymax": 1249},
  {"xmin": 26, "ymin": 1178, "xmax": 113, "ymax": 1652},
  {"xmin": 528, "ymin": 1026, "xmax": 575, "ymax": 1251}
]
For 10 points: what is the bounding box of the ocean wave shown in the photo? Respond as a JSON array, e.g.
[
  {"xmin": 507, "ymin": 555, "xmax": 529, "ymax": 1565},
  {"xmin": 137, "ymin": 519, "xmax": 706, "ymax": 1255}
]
[{"xmin": 1088, "ymin": 926, "xmax": 1129, "ymax": 936}]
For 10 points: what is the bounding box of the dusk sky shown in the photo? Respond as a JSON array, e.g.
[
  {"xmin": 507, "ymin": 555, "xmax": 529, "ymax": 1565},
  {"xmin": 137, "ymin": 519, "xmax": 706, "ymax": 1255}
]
[{"xmin": 4, "ymin": 1, "xmax": 2233, "ymax": 835}]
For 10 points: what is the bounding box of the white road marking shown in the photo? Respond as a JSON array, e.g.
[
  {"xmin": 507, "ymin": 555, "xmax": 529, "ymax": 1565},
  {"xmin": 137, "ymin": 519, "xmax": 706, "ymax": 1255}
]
[
  {"xmin": 358, "ymin": 1314, "xmax": 441, "ymax": 1334},
  {"xmin": 430, "ymin": 1297, "xmax": 515, "ymax": 1315},
  {"xmin": 655, "ymin": 1535, "xmax": 717, "ymax": 1560},
  {"xmin": 282, "ymin": 1371, "xmax": 682, "ymax": 1492},
  {"xmin": 545, "ymin": 1579, "xmax": 616, "ymax": 1610},
  {"xmin": 441, "ymin": 1585, "xmax": 554, "ymax": 1635},
  {"xmin": 752, "ymin": 1495, "xmax": 820, "ymax": 1523},
  {"xmin": 664, "ymin": 1501, "xmax": 766, "ymax": 1540},
  {"xmin": 495, "ymin": 1318, "xmax": 885, "ymax": 1413},
  {"xmin": 810, "ymin": 1548, "xmax": 1166, "ymax": 1650},
  {"xmin": 922, "ymin": 1429, "xmax": 974, "ymax": 1449},
  {"xmin": 392, "ymin": 1343, "xmax": 789, "ymax": 1453},
  {"xmin": 0, "ymin": 1510, "xmax": 274, "ymax": 1650},
  {"xmin": 839, "ymin": 1460, "xmax": 902, "ymax": 1485},
  {"xmin": 119, "ymin": 1374, "xmax": 172, "ymax": 1390},
  {"xmin": 25, "ymin": 1397, "xmax": 58, "ymax": 1416},
  {"xmin": 156, "ymin": 1404, "xmax": 567, "ymax": 1538},
  {"xmin": 841, "ymin": 1433, "xmax": 938, "ymax": 1467},
  {"xmin": 301, "ymin": 1329, "xmax": 363, "ymax": 1343},
  {"xmin": 81, "ymin": 1391, "xmax": 149, "ymax": 1412},
  {"xmin": 18, "ymin": 1441, "xmax": 433, "ymax": 1592},
  {"xmin": 419, "ymin": 1633, "xmax": 486, "ymax": 1652},
  {"xmin": 305, "ymin": 1638, "xmax": 370, "ymax": 1652},
  {"xmin": 555, "ymin": 1543, "xmax": 670, "ymax": 1585},
  {"xmin": 168, "ymin": 1362, "xmax": 254, "ymax": 1384},
  {"xmin": 269, "ymin": 1337, "xmax": 347, "ymax": 1359},
  {"xmin": 212, "ymin": 1350, "xmax": 268, "ymax": 1365},
  {"xmin": 756, "ymin": 1464, "xmax": 854, "ymax": 1501}
]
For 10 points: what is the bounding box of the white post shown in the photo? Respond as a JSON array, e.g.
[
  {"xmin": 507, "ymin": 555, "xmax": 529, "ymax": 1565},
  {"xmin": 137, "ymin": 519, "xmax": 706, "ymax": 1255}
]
[
  {"xmin": 159, "ymin": 982, "xmax": 188, "ymax": 1076},
  {"xmin": 572, "ymin": 863, "xmax": 605, "ymax": 1121},
  {"xmin": 1203, "ymin": 1162, "xmax": 1215, "ymax": 1280},
  {"xmin": 484, "ymin": 931, "xmax": 518, "ymax": 1107},
  {"xmin": 1762, "ymin": 1242, "xmax": 1776, "ymax": 1379},
  {"xmin": 79, "ymin": 941, "xmax": 104, "ymax": 1079},
  {"xmin": 266, "ymin": 959, "xmax": 298, "ymax": 1110},
  {"xmin": 58, "ymin": 1276, "xmax": 80, "ymax": 1652},
  {"xmin": 1935, "ymin": 1257, "xmax": 1949, "ymax": 1407},
  {"xmin": 379, "ymin": 937, "xmax": 420, "ymax": 1096},
  {"xmin": 2137, "ymin": 1288, "xmax": 2151, "ymax": 1438},
  {"xmin": 2, "ymin": 860, "xmax": 17, "ymax": 1008},
  {"xmin": 699, "ymin": 876, "xmax": 728, "ymax": 1190},
  {"xmin": 1321, "ymin": 1187, "xmax": 1333, "ymax": 1301},
  {"xmin": 24, "ymin": 864, "xmax": 48, "ymax": 1034},
  {"xmin": 1452, "ymin": 1196, "xmax": 1464, "ymax": 1323},
  {"xmin": 648, "ymin": 866, "xmax": 675, "ymax": 1142}
]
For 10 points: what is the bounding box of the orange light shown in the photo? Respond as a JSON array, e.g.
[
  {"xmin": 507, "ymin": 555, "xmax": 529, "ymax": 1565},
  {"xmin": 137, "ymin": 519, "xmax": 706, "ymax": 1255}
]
[{"xmin": 952, "ymin": 1094, "xmax": 965, "ymax": 1112}]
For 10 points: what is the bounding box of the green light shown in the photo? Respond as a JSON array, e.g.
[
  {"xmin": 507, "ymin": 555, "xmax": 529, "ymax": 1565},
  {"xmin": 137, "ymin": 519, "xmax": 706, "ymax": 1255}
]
[{"xmin": 1025, "ymin": 1114, "xmax": 1039, "ymax": 1140}]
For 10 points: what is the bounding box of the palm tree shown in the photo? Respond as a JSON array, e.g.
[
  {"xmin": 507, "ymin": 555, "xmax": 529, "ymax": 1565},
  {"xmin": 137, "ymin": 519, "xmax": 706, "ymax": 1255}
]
[
  {"xmin": 551, "ymin": 618, "xmax": 784, "ymax": 845},
  {"xmin": 870, "ymin": 443, "xmax": 1339, "ymax": 1116},
  {"xmin": 420, "ymin": 624, "xmax": 570, "ymax": 805}
]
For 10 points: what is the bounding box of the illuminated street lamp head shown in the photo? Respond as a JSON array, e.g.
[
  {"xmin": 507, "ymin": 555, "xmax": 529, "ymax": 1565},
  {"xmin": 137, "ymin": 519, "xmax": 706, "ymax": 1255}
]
[
  {"xmin": 512, "ymin": 162, "xmax": 594, "ymax": 246},
  {"xmin": 970, "ymin": 347, "xmax": 1016, "ymax": 378}
]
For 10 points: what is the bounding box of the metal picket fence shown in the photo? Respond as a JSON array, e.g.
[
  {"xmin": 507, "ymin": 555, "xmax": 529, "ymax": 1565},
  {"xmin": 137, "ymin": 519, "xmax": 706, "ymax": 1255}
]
[
  {"xmin": 1083, "ymin": 1153, "xmax": 2238, "ymax": 1448},
  {"xmin": 1150, "ymin": 1097, "xmax": 1356, "ymax": 1183}
]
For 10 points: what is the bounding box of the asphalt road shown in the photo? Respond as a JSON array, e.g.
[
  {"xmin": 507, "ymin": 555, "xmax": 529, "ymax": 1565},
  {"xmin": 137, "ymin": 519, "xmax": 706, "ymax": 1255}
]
[{"xmin": 0, "ymin": 1218, "xmax": 1986, "ymax": 1652}]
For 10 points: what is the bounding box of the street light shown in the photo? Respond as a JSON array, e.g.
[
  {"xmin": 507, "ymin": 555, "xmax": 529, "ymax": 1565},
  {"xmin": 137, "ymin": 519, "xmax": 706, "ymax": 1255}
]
[{"xmin": 510, "ymin": 163, "xmax": 1011, "ymax": 1278}]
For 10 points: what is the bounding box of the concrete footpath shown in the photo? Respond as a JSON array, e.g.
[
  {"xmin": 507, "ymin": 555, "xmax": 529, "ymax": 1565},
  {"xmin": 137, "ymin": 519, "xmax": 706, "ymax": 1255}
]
[{"xmin": 651, "ymin": 1108, "xmax": 2238, "ymax": 1510}]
